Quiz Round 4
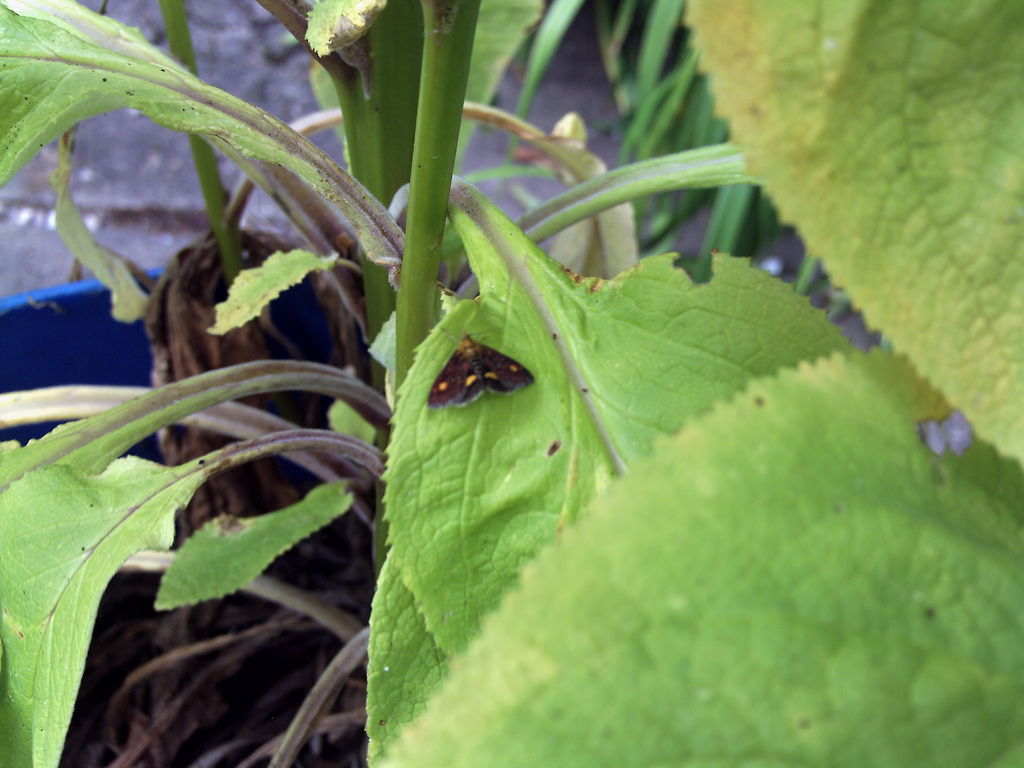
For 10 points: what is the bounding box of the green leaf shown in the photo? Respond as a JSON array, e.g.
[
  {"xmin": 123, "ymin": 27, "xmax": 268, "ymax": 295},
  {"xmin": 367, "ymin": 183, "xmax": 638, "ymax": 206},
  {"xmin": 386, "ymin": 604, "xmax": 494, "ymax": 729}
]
[
  {"xmin": 328, "ymin": 400, "xmax": 377, "ymax": 444},
  {"xmin": 6, "ymin": 0, "xmax": 184, "ymax": 69},
  {"xmin": 513, "ymin": 0, "xmax": 586, "ymax": 120},
  {"xmin": 381, "ymin": 183, "xmax": 850, "ymax": 661},
  {"xmin": 0, "ymin": 456, "xmax": 207, "ymax": 768},
  {"xmin": 687, "ymin": 0, "xmax": 1024, "ymax": 464},
  {"xmin": 379, "ymin": 351, "xmax": 1024, "ymax": 768},
  {"xmin": 50, "ymin": 132, "xmax": 147, "ymax": 323},
  {"xmin": 468, "ymin": 0, "xmax": 544, "ymax": 124},
  {"xmin": 209, "ymin": 249, "xmax": 337, "ymax": 335},
  {"xmin": 0, "ymin": 5, "xmax": 402, "ymax": 268},
  {"xmin": 366, "ymin": 559, "xmax": 450, "ymax": 761},
  {"xmin": 369, "ymin": 311, "xmax": 398, "ymax": 374},
  {"xmin": 306, "ymin": 0, "xmax": 385, "ymax": 56},
  {"xmin": 155, "ymin": 483, "xmax": 352, "ymax": 610}
]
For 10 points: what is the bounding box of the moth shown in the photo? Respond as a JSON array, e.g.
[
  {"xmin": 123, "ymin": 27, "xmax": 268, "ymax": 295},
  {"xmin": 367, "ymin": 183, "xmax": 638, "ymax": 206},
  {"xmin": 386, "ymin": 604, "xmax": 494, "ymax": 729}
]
[{"xmin": 428, "ymin": 335, "xmax": 534, "ymax": 408}]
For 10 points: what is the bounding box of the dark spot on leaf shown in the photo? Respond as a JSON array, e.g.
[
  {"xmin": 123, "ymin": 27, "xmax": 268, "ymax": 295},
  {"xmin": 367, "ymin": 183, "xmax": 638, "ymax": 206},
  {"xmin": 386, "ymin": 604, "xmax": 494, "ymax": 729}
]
[
  {"xmin": 924, "ymin": 606, "xmax": 936, "ymax": 619},
  {"xmin": 754, "ymin": 396, "xmax": 765, "ymax": 407},
  {"xmin": 378, "ymin": 719, "xmax": 386, "ymax": 727},
  {"xmin": 833, "ymin": 503, "xmax": 844, "ymax": 514},
  {"xmin": 551, "ymin": 332, "xmax": 558, "ymax": 340},
  {"xmin": 796, "ymin": 716, "xmax": 811, "ymax": 730},
  {"xmin": 197, "ymin": 458, "xmax": 206, "ymax": 467},
  {"xmin": 581, "ymin": 387, "xmax": 589, "ymax": 394},
  {"xmin": 547, "ymin": 440, "xmax": 562, "ymax": 456},
  {"xmin": 215, "ymin": 516, "xmax": 246, "ymax": 535}
]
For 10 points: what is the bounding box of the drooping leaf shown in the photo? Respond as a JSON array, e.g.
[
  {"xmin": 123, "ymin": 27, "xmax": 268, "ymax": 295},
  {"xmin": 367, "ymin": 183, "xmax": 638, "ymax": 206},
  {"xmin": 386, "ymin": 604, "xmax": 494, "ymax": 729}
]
[
  {"xmin": 0, "ymin": 456, "xmax": 206, "ymax": 767},
  {"xmin": 379, "ymin": 352, "xmax": 1024, "ymax": 768},
  {"xmin": 688, "ymin": 0, "xmax": 1024, "ymax": 463},
  {"xmin": 0, "ymin": 361, "xmax": 387, "ymax": 492},
  {"xmin": 0, "ymin": 5, "xmax": 402, "ymax": 268},
  {"xmin": 156, "ymin": 482, "xmax": 352, "ymax": 609},
  {"xmin": 209, "ymin": 249, "xmax": 337, "ymax": 335},
  {"xmin": 50, "ymin": 132, "xmax": 147, "ymax": 323}
]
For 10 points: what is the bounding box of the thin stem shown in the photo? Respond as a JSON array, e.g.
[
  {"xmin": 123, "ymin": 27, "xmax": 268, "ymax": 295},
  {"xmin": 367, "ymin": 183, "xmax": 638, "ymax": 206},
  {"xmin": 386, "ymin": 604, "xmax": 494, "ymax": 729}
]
[
  {"xmin": 245, "ymin": 577, "xmax": 365, "ymax": 640},
  {"xmin": 268, "ymin": 627, "xmax": 370, "ymax": 768},
  {"xmin": 394, "ymin": 0, "xmax": 483, "ymax": 389},
  {"xmin": 518, "ymin": 144, "xmax": 751, "ymax": 242},
  {"xmin": 157, "ymin": 0, "xmax": 243, "ymax": 280},
  {"xmin": 331, "ymin": 0, "xmax": 424, "ymax": 373},
  {"xmin": 122, "ymin": 552, "xmax": 365, "ymax": 641}
]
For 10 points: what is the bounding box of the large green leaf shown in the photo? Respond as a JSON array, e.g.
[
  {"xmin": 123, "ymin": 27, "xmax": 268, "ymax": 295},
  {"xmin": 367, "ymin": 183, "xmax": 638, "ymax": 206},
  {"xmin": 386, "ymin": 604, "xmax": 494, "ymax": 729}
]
[
  {"xmin": 0, "ymin": 456, "xmax": 205, "ymax": 767},
  {"xmin": 379, "ymin": 351, "xmax": 1024, "ymax": 768},
  {"xmin": 387, "ymin": 184, "xmax": 849, "ymax": 656},
  {"xmin": 366, "ymin": 559, "xmax": 450, "ymax": 761},
  {"xmin": 687, "ymin": 0, "xmax": 1024, "ymax": 463},
  {"xmin": 370, "ymin": 183, "xmax": 853, "ymax": 747},
  {"xmin": 0, "ymin": 4, "xmax": 402, "ymax": 267}
]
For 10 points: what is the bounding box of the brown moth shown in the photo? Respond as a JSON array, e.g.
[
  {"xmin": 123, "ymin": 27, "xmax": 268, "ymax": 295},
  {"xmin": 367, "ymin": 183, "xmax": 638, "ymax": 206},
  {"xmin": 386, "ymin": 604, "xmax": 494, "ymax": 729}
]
[{"xmin": 428, "ymin": 335, "xmax": 534, "ymax": 408}]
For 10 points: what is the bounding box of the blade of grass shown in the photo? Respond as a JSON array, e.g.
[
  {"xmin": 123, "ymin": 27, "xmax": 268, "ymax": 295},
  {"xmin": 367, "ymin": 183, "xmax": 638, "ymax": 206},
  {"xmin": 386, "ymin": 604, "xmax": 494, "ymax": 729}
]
[
  {"xmin": 634, "ymin": 0, "xmax": 687, "ymax": 102},
  {"xmin": 514, "ymin": 0, "xmax": 589, "ymax": 121},
  {"xmin": 694, "ymin": 182, "xmax": 754, "ymax": 280},
  {"xmin": 794, "ymin": 254, "xmax": 820, "ymax": 296},
  {"xmin": 637, "ymin": 47, "xmax": 697, "ymax": 160}
]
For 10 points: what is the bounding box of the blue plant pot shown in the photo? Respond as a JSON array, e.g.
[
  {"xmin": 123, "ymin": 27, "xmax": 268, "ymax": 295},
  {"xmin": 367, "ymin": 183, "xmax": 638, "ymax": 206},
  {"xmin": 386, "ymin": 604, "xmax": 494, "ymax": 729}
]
[{"xmin": 0, "ymin": 273, "xmax": 334, "ymax": 450}]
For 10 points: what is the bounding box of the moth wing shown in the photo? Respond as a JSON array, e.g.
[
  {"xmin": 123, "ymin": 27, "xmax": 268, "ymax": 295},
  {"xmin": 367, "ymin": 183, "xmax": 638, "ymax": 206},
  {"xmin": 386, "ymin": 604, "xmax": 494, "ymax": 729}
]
[
  {"xmin": 428, "ymin": 353, "xmax": 486, "ymax": 408},
  {"xmin": 479, "ymin": 347, "xmax": 534, "ymax": 394}
]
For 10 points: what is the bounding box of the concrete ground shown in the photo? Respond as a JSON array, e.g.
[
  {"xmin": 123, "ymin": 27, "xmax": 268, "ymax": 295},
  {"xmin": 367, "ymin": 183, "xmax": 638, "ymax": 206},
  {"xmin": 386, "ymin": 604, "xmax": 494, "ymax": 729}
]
[{"xmin": 0, "ymin": 0, "xmax": 634, "ymax": 297}]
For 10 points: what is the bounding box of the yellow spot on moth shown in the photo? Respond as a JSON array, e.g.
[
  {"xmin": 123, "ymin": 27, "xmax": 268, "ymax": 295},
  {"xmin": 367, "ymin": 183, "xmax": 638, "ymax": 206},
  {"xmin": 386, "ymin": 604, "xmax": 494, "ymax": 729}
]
[
  {"xmin": 484, "ymin": 371, "xmax": 499, "ymax": 380},
  {"xmin": 437, "ymin": 381, "xmax": 448, "ymax": 391},
  {"xmin": 509, "ymin": 364, "xmax": 520, "ymax": 372},
  {"xmin": 465, "ymin": 374, "xmax": 478, "ymax": 386}
]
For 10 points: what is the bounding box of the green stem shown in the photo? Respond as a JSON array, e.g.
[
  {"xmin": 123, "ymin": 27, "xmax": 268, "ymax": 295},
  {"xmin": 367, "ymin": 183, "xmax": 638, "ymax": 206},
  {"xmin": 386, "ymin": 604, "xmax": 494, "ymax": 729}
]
[
  {"xmin": 157, "ymin": 0, "xmax": 243, "ymax": 280},
  {"xmin": 395, "ymin": 0, "xmax": 483, "ymax": 389},
  {"xmin": 331, "ymin": 0, "xmax": 424, "ymax": 369},
  {"xmin": 518, "ymin": 145, "xmax": 751, "ymax": 242},
  {"xmin": 324, "ymin": 0, "xmax": 424, "ymax": 571}
]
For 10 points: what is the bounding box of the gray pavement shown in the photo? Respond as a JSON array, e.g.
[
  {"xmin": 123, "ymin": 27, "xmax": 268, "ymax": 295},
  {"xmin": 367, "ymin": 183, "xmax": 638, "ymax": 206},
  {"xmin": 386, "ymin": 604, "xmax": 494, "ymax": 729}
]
[{"xmin": 0, "ymin": 1, "xmax": 624, "ymax": 298}]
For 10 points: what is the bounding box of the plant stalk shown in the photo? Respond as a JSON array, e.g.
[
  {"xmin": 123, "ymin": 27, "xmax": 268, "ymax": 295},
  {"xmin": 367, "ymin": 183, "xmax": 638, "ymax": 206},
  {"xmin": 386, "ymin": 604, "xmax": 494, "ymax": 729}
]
[
  {"xmin": 394, "ymin": 0, "xmax": 483, "ymax": 388},
  {"xmin": 157, "ymin": 0, "xmax": 243, "ymax": 280},
  {"xmin": 330, "ymin": 0, "xmax": 424, "ymax": 365}
]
